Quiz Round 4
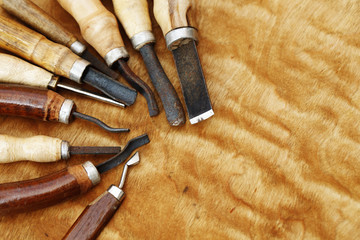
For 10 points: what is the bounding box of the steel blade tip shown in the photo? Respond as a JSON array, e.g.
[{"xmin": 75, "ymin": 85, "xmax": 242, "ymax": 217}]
[
  {"xmin": 127, "ymin": 152, "xmax": 140, "ymax": 166},
  {"xmin": 189, "ymin": 109, "xmax": 214, "ymax": 124}
]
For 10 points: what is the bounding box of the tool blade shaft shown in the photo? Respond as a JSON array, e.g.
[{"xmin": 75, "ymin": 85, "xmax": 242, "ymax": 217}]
[
  {"xmin": 69, "ymin": 146, "xmax": 121, "ymax": 155},
  {"xmin": 172, "ymin": 40, "xmax": 214, "ymax": 124}
]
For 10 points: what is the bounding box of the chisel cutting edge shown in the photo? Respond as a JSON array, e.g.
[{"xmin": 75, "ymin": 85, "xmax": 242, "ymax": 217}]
[{"xmin": 0, "ymin": 134, "xmax": 149, "ymax": 214}]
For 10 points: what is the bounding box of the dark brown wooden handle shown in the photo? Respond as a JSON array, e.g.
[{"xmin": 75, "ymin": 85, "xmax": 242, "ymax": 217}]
[
  {"xmin": 0, "ymin": 85, "xmax": 70, "ymax": 122},
  {"xmin": 63, "ymin": 191, "xmax": 122, "ymax": 240},
  {"xmin": 0, "ymin": 164, "xmax": 94, "ymax": 215},
  {"xmin": 1, "ymin": 0, "xmax": 77, "ymax": 47}
]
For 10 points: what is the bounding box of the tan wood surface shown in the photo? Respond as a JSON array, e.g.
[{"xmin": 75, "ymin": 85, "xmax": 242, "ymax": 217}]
[{"xmin": 1, "ymin": 0, "xmax": 360, "ymax": 239}]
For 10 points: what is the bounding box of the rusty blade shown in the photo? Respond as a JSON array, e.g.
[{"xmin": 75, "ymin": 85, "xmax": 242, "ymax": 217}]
[
  {"xmin": 172, "ymin": 40, "xmax": 214, "ymax": 124},
  {"xmin": 69, "ymin": 146, "xmax": 121, "ymax": 155}
]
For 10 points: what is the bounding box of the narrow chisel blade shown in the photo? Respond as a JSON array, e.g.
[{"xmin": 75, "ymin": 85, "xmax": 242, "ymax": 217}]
[
  {"xmin": 172, "ymin": 40, "xmax": 214, "ymax": 124},
  {"xmin": 69, "ymin": 146, "xmax": 121, "ymax": 155}
]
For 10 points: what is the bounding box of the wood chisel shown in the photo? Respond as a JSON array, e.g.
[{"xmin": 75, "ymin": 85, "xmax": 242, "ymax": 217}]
[
  {"xmin": 0, "ymin": 14, "xmax": 137, "ymax": 106},
  {"xmin": 153, "ymin": 0, "xmax": 214, "ymax": 124},
  {"xmin": 0, "ymin": 0, "xmax": 120, "ymax": 80},
  {"xmin": 0, "ymin": 134, "xmax": 149, "ymax": 215},
  {"xmin": 63, "ymin": 152, "xmax": 140, "ymax": 240},
  {"xmin": 56, "ymin": 0, "xmax": 159, "ymax": 117},
  {"xmin": 0, "ymin": 85, "xmax": 129, "ymax": 133},
  {"xmin": 0, "ymin": 134, "xmax": 121, "ymax": 163},
  {"xmin": 113, "ymin": 0, "xmax": 185, "ymax": 126},
  {"xmin": 0, "ymin": 53, "xmax": 124, "ymax": 107}
]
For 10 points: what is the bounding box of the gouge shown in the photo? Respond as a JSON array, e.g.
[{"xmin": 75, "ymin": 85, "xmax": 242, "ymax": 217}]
[
  {"xmin": 0, "ymin": 134, "xmax": 149, "ymax": 215},
  {"xmin": 154, "ymin": 0, "xmax": 214, "ymax": 124},
  {"xmin": 0, "ymin": 53, "xmax": 124, "ymax": 107},
  {"xmin": 57, "ymin": 0, "xmax": 159, "ymax": 116},
  {"xmin": 0, "ymin": 0, "xmax": 120, "ymax": 80},
  {"xmin": 113, "ymin": 0, "xmax": 185, "ymax": 126},
  {"xmin": 0, "ymin": 85, "xmax": 129, "ymax": 133},
  {"xmin": 0, "ymin": 134, "xmax": 121, "ymax": 163},
  {"xmin": 0, "ymin": 14, "xmax": 137, "ymax": 106},
  {"xmin": 63, "ymin": 152, "xmax": 139, "ymax": 240}
]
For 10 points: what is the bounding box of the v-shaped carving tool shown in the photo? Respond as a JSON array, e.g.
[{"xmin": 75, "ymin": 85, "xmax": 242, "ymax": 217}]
[
  {"xmin": 63, "ymin": 152, "xmax": 140, "ymax": 240},
  {"xmin": 57, "ymin": 0, "xmax": 159, "ymax": 117},
  {"xmin": 0, "ymin": 134, "xmax": 121, "ymax": 163},
  {"xmin": 154, "ymin": 0, "xmax": 214, "ymax": 124},
  {"xmin": 0, "ymin": 85, "xmax": 129, "ymax": 133},
  {"xmin": 112, "ymin": 0, "xmax": 185, "ymax": 126},
  {"xmin": 0, "ymin": 53, "xmax": 124, "ymax": 107},
  {"xmin": 0, "ymin": 0, "xmax": 120, "ymax": 80},
  {"xmin": 0, "ymin": 134, "xmax": 149, "ymax": 214},
  {"xmin": 0, "ymin": 14, "xmax": 137, "ymax": 106}
]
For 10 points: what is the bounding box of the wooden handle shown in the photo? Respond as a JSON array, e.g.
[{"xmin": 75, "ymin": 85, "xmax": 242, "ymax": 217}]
[
  {"xmin": 57, "ymin": 0, "xmax": 125, "ymax": 58},
  {"xmin": 0, "ymin": 135, "xmax": 62, "ymax": 163},
  {"xmin": 63, "ymin": 191, "xmax": 122, "ymax": 240},
  {"xmin": 153, "ymin": 0, "xmax": 191, "ymax": 36},
  {"xmin": 0, "ymin": 85, "xmax": 69, "ymax": 123},
  {"xmin": 0, "ymin": 0, "xmax": 77, "ymax": 47},
  {"xmin": 113, "ymin": 0, "xmax": 152, "ymax": 39},
  {"xmin": 0, "ymin": 164, "xmax": 94, "ymax": 214},
  {"xmin": 0, "ymin": 14, "xmax": 82, "ymax": 79},
  {"xmin": 0, "ymin": 53, "xmax": 54, "ymax": 89}
]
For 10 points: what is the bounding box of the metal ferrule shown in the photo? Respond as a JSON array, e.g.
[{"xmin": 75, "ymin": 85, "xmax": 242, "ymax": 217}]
[
  {"xmin": 104, "ymin": 47, "xmax": 129, "ymax": 67},
  {"xmin": 82, "ymin": 161, "xmax": 101, "ymax": 186},
  {"xmin": 107, "ymin": 185, "xmax": 125, "ymax": 201},
  {"xmin": 131, "ymin": 31, "xmax": 156, "ymax": 50},
  {"xmin": 70, "ymin": 41, "xmax": 86, "ymax": 55},
  {"xmin": 69, "ymin": 59, "xmax": 90, "ymax": 83},
  {"xmin": 60, "ymin": 141, "xmax": 70, "ymax": 160},
  {"xmin": 58, "ymin": 99, "xmax": 74, "ymax": 124},
  {"xmin": 47, "ymin": 75, "xmax": 60, "ymax": 90},
  {"xmin": 165, "ymin": 27, "xmax": 199, "ymax": 50}
]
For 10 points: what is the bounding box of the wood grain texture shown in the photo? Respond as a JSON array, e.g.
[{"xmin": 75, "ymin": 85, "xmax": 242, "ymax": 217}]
[
  {"xmin": 0, "ymin": 135, "xmax": 62, "ymax": 163},
  {"xmin": 0, "ymin": 85, "xmax": 66, "ymax": 122},
  {"xmin": 1, "ymin": 0, "xmax": 360, "ymax": 239}
]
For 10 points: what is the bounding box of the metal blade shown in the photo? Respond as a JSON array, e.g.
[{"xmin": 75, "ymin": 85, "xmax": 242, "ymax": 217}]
[
  {"xmin": 172, "ymin": 40, "xmax": 214, "ymax": 124},
  {"xmin": 69, "ymin": 146, "xmax": 121, "ymax": 155},
  {"xmin": 96, "ymin": 134, "xmax": 150, "ymax": 174},
  {"xmin": 81, "ymin": 49, "xmax": 120, "ymax": 80}
]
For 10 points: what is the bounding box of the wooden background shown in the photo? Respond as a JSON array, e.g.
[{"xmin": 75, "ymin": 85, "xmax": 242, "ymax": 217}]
[{"xmin": 1, "ymin": 0, "xmax": 360, "ymax": 239}]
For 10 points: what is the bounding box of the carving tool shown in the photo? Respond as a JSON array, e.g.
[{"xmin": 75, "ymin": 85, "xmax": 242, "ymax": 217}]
[
  {"xmin": 0, "ymin": 134, "xmax": 149, "ymax": 214},
  {"xmin": 63, "ymin": 152, "xmax": 140, "ymax": 240},
  {"xmin": 57, "ymin": 0, "xmax": 159, "ymax": 116},
  {"xmin": 153, "ymin": 0, "xmax": 214, "ymax": 124},
  {"xmin": 0, "ymin": 53, "xmax": 124, "ymax": 107},
  {"xmin": 113, "ymin": 0, "xmax": 185, "ymax": 126},
  {"xmin": 0, "ymin": 85, "xmax": 129, "ymax": 133},
  {"xmin": 0, "ymin": 0, "xmax": 120, "ymax": 80},
  {"xmin": 0, "ymin": 134, "xmax": 121, "ymax": 163},
  {"xmin": 0, "ymin": 14, "xmax": 137, "ymax": 106}
]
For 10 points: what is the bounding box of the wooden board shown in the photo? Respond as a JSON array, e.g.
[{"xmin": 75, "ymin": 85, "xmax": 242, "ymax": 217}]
[{"xmin": 1, "ymin": 0, "xmax": 360, "ymax": 239}]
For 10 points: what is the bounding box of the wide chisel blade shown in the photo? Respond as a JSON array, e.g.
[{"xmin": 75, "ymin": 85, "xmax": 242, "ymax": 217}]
[{"xmin": 172, "ymin": 40, "xmax": 214, "ymax": 124}]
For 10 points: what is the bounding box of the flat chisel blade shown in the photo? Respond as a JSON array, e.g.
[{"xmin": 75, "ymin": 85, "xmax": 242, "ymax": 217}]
[
  {"xmin": 172, "ymin": 40, "xmax": 214, "ymax": 124},
  {"xmin": 69, "ymin": 146, "xmax": 121, "ymax": 155}
]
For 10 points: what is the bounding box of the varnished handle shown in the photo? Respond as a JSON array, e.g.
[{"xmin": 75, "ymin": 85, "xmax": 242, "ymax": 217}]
[
  {"xmin": 0, "ymin": 0, "xmax": 77, "ymax": 47},
  {"xmin": 0, "ymin": 135, "xmax": 63, "ymax": 163},
  {"xmin": 63, "ymin": 188, "xmax": 124, "ymax": 240},
  {"xmin": 0, "ymin": 85, "xmax": 73, "ymax": 123},
  {"xmin": 0, "ymin": 14, "xmax": 87, "ymax": 82},
  {"xmin": 0, "ymin": 163, "xmax": 97, "ymax": 215},
  {"xmin": 0, "ymin": 53, "xmax": 55, "ymax": 89},
  {"xmin": 57, "ymin": 0, "xmax": 125, "ymax": 61},
  {"xmin": 153, "ymin": 0, "xmax": 191, "ymax": 36}
]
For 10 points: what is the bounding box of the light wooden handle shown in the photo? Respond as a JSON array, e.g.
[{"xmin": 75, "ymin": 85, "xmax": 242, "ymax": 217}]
[
  {"xmin": 0, "ymin": 53, "xmax": 54, "ymax": 89},
  {"xmin": 113, "ymin": 0, "xmax": 152, "ymax": 39},
  {"xmin": 57, "ymin": 0, "xmax": 125, "ymax": 58},
  {"xmin": 0, "ymin": 14, "xmax": 81, "ymax": 79},
  {"xmin": 0, "ymin": 0, "xmax": 77, "ymax": 47},
  {"xmin": 153, "ymin": 0, "xmax": 191, "ymax": 36},
  {"xmin": 0, "ymin": 135, "xmax": 62, "ymax": 163}
]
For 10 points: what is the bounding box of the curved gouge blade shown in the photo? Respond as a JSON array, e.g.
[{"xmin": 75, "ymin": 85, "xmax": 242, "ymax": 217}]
[
  {"xmin": 69, "ymin": 146, "xmax": 121, "ymax": 155},
  {"xmin": 172, "ymin": 40, "xmax": 214, "ymax": 124},
  {"xmin": 118, "ymin": 152, "xmax": 139, "ymax": 189},
  {"xmin": 139, "ymin": 43, "xmax": 185, "ymax": 126},
  {"xmin": 96, "ymin": 134, "xmax": 149, "ymax": 174}
]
